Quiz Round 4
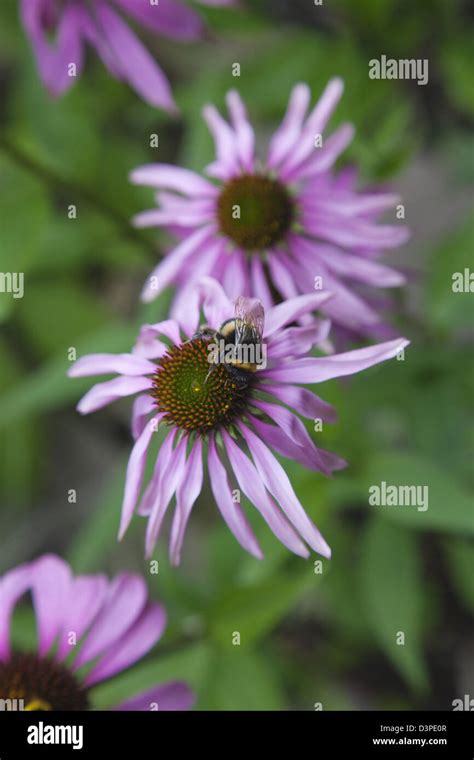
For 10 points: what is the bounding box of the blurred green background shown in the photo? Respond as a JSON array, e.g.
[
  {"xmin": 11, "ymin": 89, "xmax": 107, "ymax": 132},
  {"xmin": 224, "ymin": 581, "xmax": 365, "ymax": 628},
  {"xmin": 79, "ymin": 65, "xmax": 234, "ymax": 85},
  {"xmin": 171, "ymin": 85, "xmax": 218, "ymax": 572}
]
[{"xmin": 0, "ymin": 0, "xmax": 473, "ymax": 710}]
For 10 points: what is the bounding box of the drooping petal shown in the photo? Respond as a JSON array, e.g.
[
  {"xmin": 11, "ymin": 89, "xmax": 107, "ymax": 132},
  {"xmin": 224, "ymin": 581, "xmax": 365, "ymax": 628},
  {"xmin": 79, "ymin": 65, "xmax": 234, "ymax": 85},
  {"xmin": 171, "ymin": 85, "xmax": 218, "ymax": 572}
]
[
  {"xmin": 207, "ymin": 437, "xmax": 263, "ymax": 559},
  {"xmin": 92, "ymin": 2, "xmax": 177, "ymax": 111},
  {"xmin": 132, "ymin": 395, "xmax": 157, "ymax": 440},
  {"xmin": 261, "ymin": 382, "xmax": 337, "ymax": 423},
  {"xmin": 169, "ymin": 438, "xmax": 203, "ymax": 566},
  {"xmin": 138, "ymin": 429, "xmax": 177, "ymax": 516},
  {"xmin": 119, "ymin": 418, "xmax": 158, "ymax": 539},
  {"xmin": 250, "ymin": 257, "xmax": 273, "ymax": 311},
  {"xmin": 21, "ymin": 0, "xmax": 85, "ymax": 96},
  {"xmin": 239, "ymin": 425, "xmax": 331, "ymax": 558},
  {"xmin": 223, "ymin": 431, "xmax": 309, "ymax": 557},
  {"xmin": 249, "ymin": 414, "xmax": 345, "ymax": 472},
  {"xmin": 145, "ymin": 436, "xmax": 188, "ymax": 558}
]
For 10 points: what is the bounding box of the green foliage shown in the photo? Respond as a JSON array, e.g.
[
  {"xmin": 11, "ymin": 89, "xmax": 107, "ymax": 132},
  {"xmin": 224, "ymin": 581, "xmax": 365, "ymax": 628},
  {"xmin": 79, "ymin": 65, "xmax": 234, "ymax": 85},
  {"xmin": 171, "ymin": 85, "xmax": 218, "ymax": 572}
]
[{"xmin": 359, "ymin": 518, "xmax": 428, "ymax": 692}]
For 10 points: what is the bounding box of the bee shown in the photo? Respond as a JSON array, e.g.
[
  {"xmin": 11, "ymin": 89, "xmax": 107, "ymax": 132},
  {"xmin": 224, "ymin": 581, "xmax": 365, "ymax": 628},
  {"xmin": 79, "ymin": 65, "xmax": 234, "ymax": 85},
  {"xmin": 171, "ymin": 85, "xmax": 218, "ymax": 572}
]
[{"xmin": 195, "ymin": 296, "xmax": 265, "ymax": 388}]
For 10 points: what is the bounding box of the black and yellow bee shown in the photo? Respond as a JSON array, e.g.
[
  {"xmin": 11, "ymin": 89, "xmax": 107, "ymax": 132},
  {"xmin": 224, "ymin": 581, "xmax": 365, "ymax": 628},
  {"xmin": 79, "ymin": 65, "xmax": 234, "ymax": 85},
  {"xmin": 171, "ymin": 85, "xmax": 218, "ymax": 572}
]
[{"xmin": 195, "ymin": 296, "xmax": 265, "ymax": 388}]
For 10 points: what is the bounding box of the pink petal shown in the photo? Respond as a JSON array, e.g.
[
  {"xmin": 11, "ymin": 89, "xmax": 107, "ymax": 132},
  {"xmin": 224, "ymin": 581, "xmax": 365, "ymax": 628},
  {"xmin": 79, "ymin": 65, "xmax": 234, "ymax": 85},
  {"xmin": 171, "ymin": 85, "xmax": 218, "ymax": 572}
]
[
  {"xmin": 145, "ymin": 436, "xmax": 188, "ymax": 558},
  {"xmin": 250, "ymin": 257, "xmax": 273, "ymax": 310},
  {"xmin": 226, "ymin": 90, "xmax": 255, "ymax": 171},
  {"xmin": 112, "ymin": 0, "xmax": 204, "ymax": 40},
  {"xmin": 264, "ymin": 293, "xmax": 332, "ymax": 336},
  {"xmin": 207, "ymin": 437, "xmax": 263, "ymax": 559},
  {"xmin": 68, "ymin": 353, "xmax": 155, "ymax": 378},
  {"xmin": 239, "ymin": 425, "xmax": 331, "ymax": 558},
  {"xmin": 267, "ymin": 322, "xmax": 331, "ymax": 359},
  {"xmin": 74, "ymin": 574, "xmax": 148, "ymax": 669},
  {"xmin": 119, "ymin": 418, "xmax": 158, "ymax": 539},
  {"xmin": 223, "ymin": 432, "xmax": 309, "ymax": 557},
  {"xmin": 138, "ymin": 429, "xmax": 177, "ymax": 516},
  {"xmin": 0, "ymin": 563, "xmax": 33, "ymax": 660},
  {"xmin": 130, "ymin": 164, "xmax": 217, "ymax": 197},
  {"xmin": 31, "ymin": 555, "xmax": 72, "ymax": 657},
  {"xmin": 267, "ymin": 83, "xmax": 311, "ymax": 169},
  {"xmin": 132, "ymin": 395, "xmax": 157, "ymax": 440},
  {"xmin": 261, "ymin": 382, "xmax": 337, "ymax": 423},
  {"xmin": 84, "ymin": 602, "xmax": 166, "ymax": 686},
  {"xmin": 21, "ymin": 0, "xmax": 84, "ymax": 96},
  {"xmin": 316, "ymin": 247, "xmax": 406, "ymax": 287},
  {"xmin": 249, "ymin": 414, "xmax": 344, "ymax": 472},
  {"xmin": 202, "ymin": 104, "xmax": 240, "ymax": 179},
  {"xmin": 56, "ymin": 575, "xmax": 108, "ymax": 661},
  {"xmin": 222, "ymin": 252, "xmax": 249, "ymax": 300},
  {"xmin": 93, "ymin": 2, "xmax": 176, "ymax": 111},
  {"xmin": 140, "ymin": 225, "xmax": 217, "ymax": 302},
  {"xmin": 264, "ymin": 338, "xmax": 410, "ymax": 383},
  {"xmin": 279, "ymin": 78, "xmax": 344, "ymax": 179},
  {"xmin": 169, "ymin": 439, "xmax": 204, "ymax": 566},
  {"xmin": 290, "ymin": 123, "xmax": 354, "ymax": 181},
  {"xmin": 77, "ymin": 376, "xmax": 152, "ymax": 415}
]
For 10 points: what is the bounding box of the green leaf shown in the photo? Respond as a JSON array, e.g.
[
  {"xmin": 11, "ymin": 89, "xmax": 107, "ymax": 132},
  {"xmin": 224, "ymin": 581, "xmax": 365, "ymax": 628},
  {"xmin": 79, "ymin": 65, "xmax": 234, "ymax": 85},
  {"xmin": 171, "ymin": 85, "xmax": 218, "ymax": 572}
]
[
  {"xmin": 200, "ymin": 649, "xmax": 285, "ymax": 710},
  {"xmin": 208, "ymin": 569, "xmax": 316, "ymax": 647},
  {"xmin": 363, "ymin": 451, "xmax": 473, "ymax": 535},
  {"xmin": 0, "ymin": 154, "xmax": 50, "ymax": 275},
  {"xmin": 359, "ymin": 517, "xmax": 428, "ymax": 692}
]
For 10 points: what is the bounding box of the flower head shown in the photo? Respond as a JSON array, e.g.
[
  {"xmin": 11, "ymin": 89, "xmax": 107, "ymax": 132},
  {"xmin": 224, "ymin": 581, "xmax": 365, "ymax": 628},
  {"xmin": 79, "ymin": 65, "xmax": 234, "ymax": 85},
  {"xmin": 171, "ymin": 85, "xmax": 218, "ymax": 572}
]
[
  {"xmin": 20, "ymin": 0, "xmax": 233, "ymax": 110},
  {"xmin": 0, "ymin": 554, "xmax": 194, "ymax": 711},
  {"xmin": 131, "ymin": 80, "xmax": 409, "ymax": 337},
  {"xmin": 69, "ymin": 277, "xmax": 408, "ymax": 564}
]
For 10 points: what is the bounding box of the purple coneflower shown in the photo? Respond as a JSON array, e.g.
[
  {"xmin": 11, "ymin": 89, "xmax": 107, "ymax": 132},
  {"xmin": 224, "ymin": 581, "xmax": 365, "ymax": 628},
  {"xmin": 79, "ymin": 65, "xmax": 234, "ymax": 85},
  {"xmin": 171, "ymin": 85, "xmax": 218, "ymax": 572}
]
[
  {"xmin": 130, "ymin": 79, "xmax": 409, "ymax": 337},
  {"xmin": 68, "ymin": 277, "xmax": 408, "ymax": 564},
  {"xmin": 20, "ymin": 0, "xmax": 233, "ymax": 110},
  {"xmin": 0, "ymin": 554, "xmax": 194, "ymax": 710}
]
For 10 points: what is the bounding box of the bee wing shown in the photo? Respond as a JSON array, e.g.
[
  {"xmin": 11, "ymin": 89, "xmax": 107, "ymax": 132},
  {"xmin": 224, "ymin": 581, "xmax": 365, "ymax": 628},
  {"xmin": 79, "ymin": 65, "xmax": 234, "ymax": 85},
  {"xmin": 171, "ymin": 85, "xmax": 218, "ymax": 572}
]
[{"xmin": 234, "ymin": 296, "xmax": 265, "ymax": 342}]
